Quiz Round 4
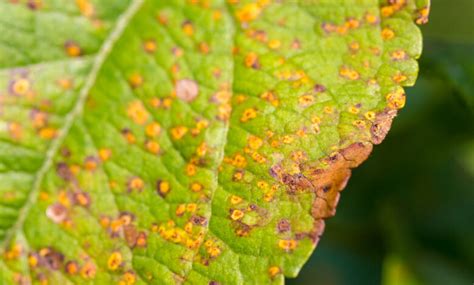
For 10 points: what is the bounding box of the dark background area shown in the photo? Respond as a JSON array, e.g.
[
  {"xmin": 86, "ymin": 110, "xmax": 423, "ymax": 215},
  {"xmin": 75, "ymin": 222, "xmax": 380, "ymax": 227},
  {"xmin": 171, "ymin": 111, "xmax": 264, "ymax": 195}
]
[{"xmin": 289, "ymin": 1, "xmax": 474, "ymax": 284}]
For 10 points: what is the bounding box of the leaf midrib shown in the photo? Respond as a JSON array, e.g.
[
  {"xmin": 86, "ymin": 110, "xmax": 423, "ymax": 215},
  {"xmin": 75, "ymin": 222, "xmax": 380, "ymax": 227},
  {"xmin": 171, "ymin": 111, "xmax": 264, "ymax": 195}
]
[{"xmin": 0, "ymin": 0, "xmax": 145, "ymax": 251}]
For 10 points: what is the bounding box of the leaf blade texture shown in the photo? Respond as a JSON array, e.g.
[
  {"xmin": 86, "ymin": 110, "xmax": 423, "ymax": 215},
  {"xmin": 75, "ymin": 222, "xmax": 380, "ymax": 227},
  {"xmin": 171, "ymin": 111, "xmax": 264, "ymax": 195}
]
[{"xmin": 0, "ymin": 0, "xmax": 429, "ymax": 284}]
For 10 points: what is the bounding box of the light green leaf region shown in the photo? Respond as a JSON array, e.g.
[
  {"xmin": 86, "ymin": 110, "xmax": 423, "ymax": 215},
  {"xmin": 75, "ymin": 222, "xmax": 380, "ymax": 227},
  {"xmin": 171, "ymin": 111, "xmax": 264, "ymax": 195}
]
[{"xmin": 0, "ymin": 0, "xmax": 429, "ymax": 284}]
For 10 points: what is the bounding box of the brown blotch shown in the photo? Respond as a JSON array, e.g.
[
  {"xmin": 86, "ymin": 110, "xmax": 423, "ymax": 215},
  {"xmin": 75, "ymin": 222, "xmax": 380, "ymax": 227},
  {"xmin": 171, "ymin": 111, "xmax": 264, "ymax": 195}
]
[
  {"xmin": 277, "ymin": 219, "xmax": 291, "ymax": 233},
  {"xmin": 40, "ymin": 248, "xmax": 64, "ymax": 270},
  {"xmin": 274, "ymin": 142, "xmax": 373, "ymax": 244},
  {"xmin": 56, "ymin": 162, "xmax": 73, "ymax": 181},
  {"xmin": 314, "ymin": 84, "xmax": 326, "ymax": 93},
  {"xmin": 308, "ymin": 142, "xmax": 373, "ymax": 220},
  {"xmin": 370, "ymin": 109, "xmax": 397, "ymax": 144},
  {"xmin": 191, "ymin": 215, "xmax": 208, "ymax": 226},
  {"xmin": 123, "ymin": 224, "xmax": 138, "ymax": 248}
]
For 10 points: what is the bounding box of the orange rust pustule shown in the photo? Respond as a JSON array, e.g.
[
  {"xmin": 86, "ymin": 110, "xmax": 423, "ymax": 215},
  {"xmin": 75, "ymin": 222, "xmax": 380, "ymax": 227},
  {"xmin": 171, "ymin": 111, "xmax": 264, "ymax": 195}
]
[{"xmin": 370, "ymin": 109, "xmax": 397, "ymax": 145}]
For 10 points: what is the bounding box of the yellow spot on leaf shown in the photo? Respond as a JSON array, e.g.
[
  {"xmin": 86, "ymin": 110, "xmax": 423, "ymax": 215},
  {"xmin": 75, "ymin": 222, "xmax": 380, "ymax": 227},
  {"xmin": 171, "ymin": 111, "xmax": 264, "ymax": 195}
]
[
  {"xmin": 278, "ymin": 239, "xmax": 297, "ymax": 251},
  {"xmin": 127, "ymin": 100, "xmax": 149, "ymax": 125},
  {"xmin": 107, "ymin": 252, "xmax": 122, "ymax": 271},
  {"xmin": 231, "ymin": 209, "xmax": 244, "ymax": 220},
  {"xmin": 240, "ymin": 108, "xmax": 257, "ymax": 122}
]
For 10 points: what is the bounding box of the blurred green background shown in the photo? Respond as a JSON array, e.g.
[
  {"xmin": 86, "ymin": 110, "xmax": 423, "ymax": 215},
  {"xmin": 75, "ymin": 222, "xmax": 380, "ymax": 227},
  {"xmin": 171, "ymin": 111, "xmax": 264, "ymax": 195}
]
[{"xmin": 289, "ymin": 0, "xmax": 474, "ymax": 284}]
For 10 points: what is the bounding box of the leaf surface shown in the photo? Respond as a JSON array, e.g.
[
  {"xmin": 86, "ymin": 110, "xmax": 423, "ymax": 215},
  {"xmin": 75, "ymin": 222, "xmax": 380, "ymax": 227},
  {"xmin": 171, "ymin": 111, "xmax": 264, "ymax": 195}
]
[{"xmin": 0, "ymin": 0, "xmax": 429, "ymax": 284}]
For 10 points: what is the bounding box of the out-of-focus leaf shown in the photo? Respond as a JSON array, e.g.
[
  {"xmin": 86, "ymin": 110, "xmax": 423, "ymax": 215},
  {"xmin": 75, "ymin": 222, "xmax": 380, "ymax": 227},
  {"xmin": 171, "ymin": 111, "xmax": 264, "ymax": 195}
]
[
  {"xmin": 382, "ymin": 255, "xmax": 421, "ymax": 285},
  {"xmin": 0, "ymin": 0, "xmax": 429, "ymax": 284},
  {"xmin": 422, "ymin": 42, "xmax": 474, "ymax": 109}
]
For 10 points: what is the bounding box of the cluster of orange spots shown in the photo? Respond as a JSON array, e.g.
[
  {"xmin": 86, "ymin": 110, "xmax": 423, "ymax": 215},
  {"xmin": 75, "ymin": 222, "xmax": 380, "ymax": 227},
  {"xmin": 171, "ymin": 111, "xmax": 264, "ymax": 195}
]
[
  {"xmin": 213, "ymin": 88, "xmax": 232, "ymax": 121},
  {"xmin": 182, "ymin": 20, "xmax": 194, "ymax": 36},
  {"xmin": 260, "ymin": 91, "xmax": 279, "ymax": 107},
  {"xmin": 143, "ymin": 39, "xmax": 157, "ymax": 53},
  {"xmin": 76, "ymin": 0, "xmax": 95, "ymax": 18},
  {"xmin": 127, "ymin": 100, "xmax": 149, "ymax": 125},
  {"xmin": 224, "ymin": 153, "xmax": 247, "ymax": 168},
  {"xmin": 275, "ymin": 69, "xmax": 311, "ymax": 88},
  {"xmin": 175, "ymin": 203, "xmax": 198, "ymax": 216},
  {"xmin": 107, "ymin": 251, "xmax": 123, "ymax": 271},
  {"xmin": 149, "ymin": 96, "xmax": 173, "ymax": 109},
  {"xmin": 263, "ymin": 184, "xmax": 279, "ymax": 202},
  {"xmin": 28, "ymin": 248, "xmax": 97, "ymax": 281},
  {"xmin": 244, "ymin": 52, "xmax": 260, "ymax": 69},
  {"xmin": 156, "ymin": 221, "xmax": 203, "ymax": 250},
  {"xmin": 12, "ymin": 274, "xmax": 30, "ymax": 285},
  {"xmin": 390, "ymin": 50, "xmax": 408, "ymax": 61},
  {"xmin": 196, "ymin": 142, "xmax": 208, "ymax": 157},
  {"xmin": 322, "ymin": 17, "xmax": 361, "ymax": 35},
  {"xmin": 268, "ymin": 266, "xmax": 281, "ymax": 279},
  {"xmin": 386, "ymin": 88, "xmax": 406, "ymax": 109},
  {"xmin": 240, "ymin": 108, "xmax": 257, "ymax": 122},
  {"xmin": 3, "ymin": 243, "xmax": 22, "ymax": 260},
  {"xmin": 247, "ymin": 135, "xmax": 263, "ymax": 150},
  {"xmin": 246, "ymin": 29, "xmax": 268, "ymax": 43},
  {"xmin": 251, "ymin": 151, "xmax": 267, "ymax": 164},
  {"xmin": 64, "ymin": 41, "xmax": 82, "ymax": 57},
  {"xmin": 339, "ymin": 66, "xmax": 360, "ymax": 80},
  {"xmin": 235, "ymin": 2, "xmax": 267, "ymax": 24},
  {"xmin": 170, "ymin": 125, "xmax": 188, "ymax": 140},
  {"xmin": 290, "ymin": 150, "xmax": 308, "ymax": 163},
  {"xmin": 381, "ymin": 27, "xmax": 395, "ymax": 40},
  {"xmin": 128, "ymin": 73, "xmax": 144, "ymax": 89},
  {"xmin": 189, "ymin": 118, "xmax": 208, "ymax": 136},
  {"xmin": 128, "ymin": 177, "xmax": 145, "ymax": 192},
  {"xmin": 278, "ymin": 239, "xmax": 297, "ymax": 251},
  {"xmin": 203, "ymin": 238, "xmax": 222, "ymax": 258},
  {"xmin": 381, "ymin": 0, "xmax": 407, "ymax": 18},
  {"xmin": 101, "ymin": 213, "xmax": 147, "ymax": 248}
]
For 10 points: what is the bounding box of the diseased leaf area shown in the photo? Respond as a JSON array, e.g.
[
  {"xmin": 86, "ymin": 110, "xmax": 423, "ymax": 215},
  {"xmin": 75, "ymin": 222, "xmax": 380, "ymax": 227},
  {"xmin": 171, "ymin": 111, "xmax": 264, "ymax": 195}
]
[{"xmin": 0, "ymin": 0, "xmax": 428, "ymax": 284}]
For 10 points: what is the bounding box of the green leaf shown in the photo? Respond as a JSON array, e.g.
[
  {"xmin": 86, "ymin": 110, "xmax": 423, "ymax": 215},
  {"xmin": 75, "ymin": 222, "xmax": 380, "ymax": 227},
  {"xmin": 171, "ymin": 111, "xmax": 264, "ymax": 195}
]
[{"xmin": 0, "ymin": 0, "xmax": 429, "ymax": 284}]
